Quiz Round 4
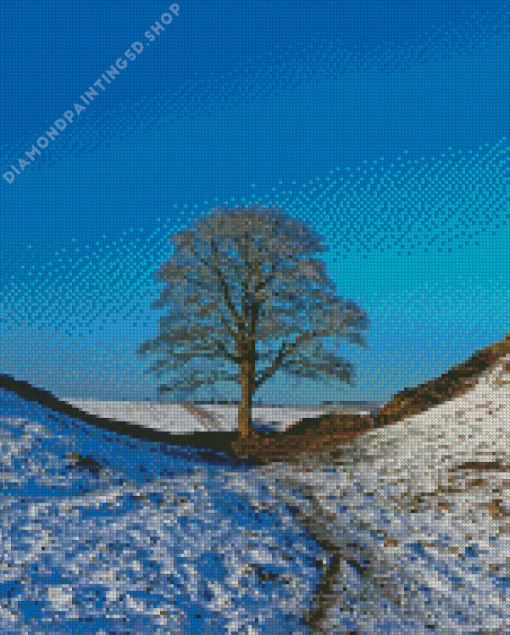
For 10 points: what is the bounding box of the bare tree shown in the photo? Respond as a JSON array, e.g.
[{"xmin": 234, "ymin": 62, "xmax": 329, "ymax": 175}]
[{"xmin": 136, "ymin": 204, "xmax": 370, "ymax": 439}]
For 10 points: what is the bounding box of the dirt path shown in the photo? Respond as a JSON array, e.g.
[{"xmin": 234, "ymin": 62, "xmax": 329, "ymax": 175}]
[{"xmin": 178, "ymin": 401, "xmax": 225, "ymax": 431}]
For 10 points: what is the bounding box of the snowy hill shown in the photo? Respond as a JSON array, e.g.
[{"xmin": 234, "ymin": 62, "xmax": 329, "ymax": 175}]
[
  {"xmin": 0, "ymin": 383, "xmax": 327, "ymax": 634},
  {"xmin": 0, "ymin": 334, "xmax": 509, "ymax": 633},
  {"xmin": 254, "ymin": 344, "xmax": 510, "ymax": 633}
]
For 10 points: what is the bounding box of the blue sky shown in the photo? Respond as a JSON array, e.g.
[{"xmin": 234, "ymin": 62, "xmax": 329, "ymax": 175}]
[{"xmin": 1, "ymin": 0, "xmax": 508, "ymax": 405}]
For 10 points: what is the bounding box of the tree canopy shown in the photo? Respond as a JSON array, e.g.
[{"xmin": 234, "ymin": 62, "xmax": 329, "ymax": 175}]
[{"xmin": 136, "ymin": 204, "xmax": 370, "ymax": 437}]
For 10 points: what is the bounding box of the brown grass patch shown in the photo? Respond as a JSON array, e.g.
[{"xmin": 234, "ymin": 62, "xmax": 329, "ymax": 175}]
[
  {"xmin": 230, "ymin": 332, "xmax": 510, "ymax": 465},
  {"xmin": 230, "ymin": 413, "xmax": 375, "ymax": 464}
]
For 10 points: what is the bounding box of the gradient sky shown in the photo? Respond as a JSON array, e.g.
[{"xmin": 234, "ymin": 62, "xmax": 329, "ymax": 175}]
[{"xmin": 1, "ymin": 0, "xmax": 508, "ymax": 405}]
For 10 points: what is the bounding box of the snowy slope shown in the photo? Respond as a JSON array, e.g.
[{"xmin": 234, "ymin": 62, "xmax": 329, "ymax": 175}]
[
  {"xmin": 255, "ymin": 352, "xmax": 510, "ymax": 633},
  {"xmin": 1, "ymin": 353, "xmax": 509, "ymax": 633},
  {"xmin": 0, "ymin": 391, "xmax": 330, "ymax": 634}
]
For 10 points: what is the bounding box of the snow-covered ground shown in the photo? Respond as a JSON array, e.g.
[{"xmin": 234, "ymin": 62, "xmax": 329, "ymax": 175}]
[
  {"xmin": 256, "ymin": 353, "xmax": 510, "ymax": 633},
  {"xmin": 61, "ymin": 399, "xmax": 228, "ymax": 433},
  {"xmin": 0, "ymin": 394, "xmax": 328, "ymax": 634},
  {"xmin": 1, "ymin": 353, "xmax": 509, "ymax": 633},
  {"xmin": 60, "ymin": 400, "xmax": 365, "ymax": 435}
]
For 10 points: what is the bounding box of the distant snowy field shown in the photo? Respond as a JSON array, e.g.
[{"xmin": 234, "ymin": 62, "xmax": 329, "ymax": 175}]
[
  {"xmin": 60, "ymin": 401, "xmax": 367, "ymax": 434},
  {"xmin": 1, "ymin": 355, "xmax": 509, "ymax": 634}
]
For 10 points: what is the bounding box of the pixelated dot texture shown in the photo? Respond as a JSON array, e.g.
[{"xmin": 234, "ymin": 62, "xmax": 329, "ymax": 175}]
[{"xmin": 1, "ymin": 0, "xmax": 509, "ymax": 632}]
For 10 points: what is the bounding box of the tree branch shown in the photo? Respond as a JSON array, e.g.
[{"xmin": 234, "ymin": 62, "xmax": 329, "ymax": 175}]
[
  {"xmin": 209, "ymin": 237, "xmax": 243, "ymax": 327},
  {"xmin": 254, "ymin": 310, "xmax": 360, "ymax": 388}
]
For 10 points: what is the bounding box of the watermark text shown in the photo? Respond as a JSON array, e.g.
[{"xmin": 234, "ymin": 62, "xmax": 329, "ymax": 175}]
[{"xmin": 3, "ymin": 4, "xmax": 180, "ymax": 184}]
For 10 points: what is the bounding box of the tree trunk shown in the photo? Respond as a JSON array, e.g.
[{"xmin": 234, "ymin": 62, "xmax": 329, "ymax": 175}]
[{"xmin": 238, "ymin": 358, "xmax": 257, "ymax": 439}]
